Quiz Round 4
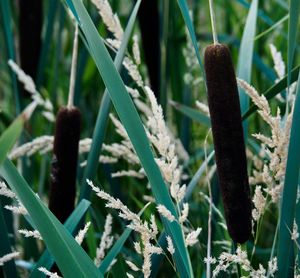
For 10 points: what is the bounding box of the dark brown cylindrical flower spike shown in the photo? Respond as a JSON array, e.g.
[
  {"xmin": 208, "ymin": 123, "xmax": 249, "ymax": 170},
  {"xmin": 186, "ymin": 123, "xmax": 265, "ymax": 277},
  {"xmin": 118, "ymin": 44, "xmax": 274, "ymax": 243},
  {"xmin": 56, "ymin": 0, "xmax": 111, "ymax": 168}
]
[
  {"xmin": 48, "ymin": 107, "xmax": 81, "ymax": 223},
  {"xmin": 19, "ymin": 0, "xmax": 42, "ymax": 96},
  {"xmin": 138, "ymin": 0, "xmax": 160, "ymax": 99},
  {"xmin": 204, "ymin": 44, "xmax": 252, "ymax": 244}
]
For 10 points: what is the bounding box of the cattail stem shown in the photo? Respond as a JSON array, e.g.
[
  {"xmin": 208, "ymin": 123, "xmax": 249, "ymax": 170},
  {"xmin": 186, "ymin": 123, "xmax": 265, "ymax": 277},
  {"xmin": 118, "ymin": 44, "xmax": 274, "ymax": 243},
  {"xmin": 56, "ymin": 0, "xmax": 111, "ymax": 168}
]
[
  {"xmin": 205, "ymin": 129, "xmax": 213, "ymax": 278},
  {"xmin": 204, "ymin": 44, "xmax": 252, "ymax": 244},
  {"xmin": 208, "ymin": 0, "xmax": 218, "ymax": 44},
  {"xmin": 67, "ymin": 24, "xmax": 79, "ymax": 109}
]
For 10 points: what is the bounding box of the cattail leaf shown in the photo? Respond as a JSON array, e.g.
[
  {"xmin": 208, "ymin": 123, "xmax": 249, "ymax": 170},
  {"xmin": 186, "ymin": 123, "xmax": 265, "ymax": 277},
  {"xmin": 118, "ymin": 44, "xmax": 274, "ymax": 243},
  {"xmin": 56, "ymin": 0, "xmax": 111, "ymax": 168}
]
[
  {"xmin": 0, "ymin": 116, "xmax": 24, "ymax": 166},
  {"xmin": 236, "ymin": 0, "xmax": 273, "ymax": 25},
  {"xmin": 287, "ymin": 0, "xmax": 300, "ymax": 87},
  {"xmin": 242, "ymin": 65, "xmax": 300, "ymax": 119},
  {"xmin": 63, "ymin": 0, "xmax": 193, "ymax": 276},
  {"xmin": 0, "ymin": 0, "xmax": 21, "ymax": 113},
  {"xmin": 277, "ymin": 70, "xmax": 300, "ymax": 276},
  {"xmin": 79, "ymin": 0, "xmax": 142, "ymax": 201},
  {"xmin": 0, "ymin": 199, "xmax": 19, "ymax": 278},
  {"xmin": 0, "ymin": 159, "xmax": 103, "ymax": 278},
  {"xmin": 36, "ymin": 0, "xmax": 59, "ymax": 88},
  {"xmin": 255, "ymin": 14, "xmax": 289, "ymax": 41},
  {"xmin": 30, "ymin": 199, "xmax": 91, "ymax": 278},
  {"xmin": 184, "ymin": 151, "xmax": 215, "ymax": 201},
  {"xmin": 176, "ymin": 0, "xmax": 205, "ymax": 78},
  {"xmin": 170, "ymin": 101, "xmax": 211, "ymax": 127},
  {"xmin": 237, "ymin": 0, "xmax": 258, "ymax": 135}
]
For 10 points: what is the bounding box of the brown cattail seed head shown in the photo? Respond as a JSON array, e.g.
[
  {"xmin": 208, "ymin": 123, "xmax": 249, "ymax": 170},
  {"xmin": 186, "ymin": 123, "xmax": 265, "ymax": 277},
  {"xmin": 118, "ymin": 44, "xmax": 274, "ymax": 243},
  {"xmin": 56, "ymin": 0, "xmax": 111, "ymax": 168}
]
[
  {"xmin": 204, "ymin": 44, "xmax": 252, "ymax": 243},
  {"xmin": 19, "ymin": 0, "xmax": 42, "ymax": 96},
  {"xmin": 48, "ymin": 107, "xmax": 81, "ymax": 223}
]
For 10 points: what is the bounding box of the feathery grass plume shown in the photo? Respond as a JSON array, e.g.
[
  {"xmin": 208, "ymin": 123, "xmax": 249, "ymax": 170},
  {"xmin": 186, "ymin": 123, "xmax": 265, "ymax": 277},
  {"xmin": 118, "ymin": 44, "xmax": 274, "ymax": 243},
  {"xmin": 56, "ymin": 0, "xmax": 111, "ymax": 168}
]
[
  {"xmin": 211, "ymin": 247, "xmax": 277, "ymax": 277},
  {"xmin": 204, "ymin": 44, "xmax": 252, "ymax": 243},
  {"xmin": 238, "ymin": 78, "xmax": 293, "ymax": 204},
  {"xmin": 8, "ymin": 60, "xmax": 54, "ymax": 121},
  {"xmin": 94, "ymin": 214, "xmax": 113, "ymax": 267},
  {"xmin": 38, "ymin": 267, "xmax": 62, "ymax": 278},
  {"xmin": 48, "ymin": 107, "xmax": 81, "ymax": 223},
  {"xmin": 0, "ymin": 251, "xmax": 19, "ymax": 266}
]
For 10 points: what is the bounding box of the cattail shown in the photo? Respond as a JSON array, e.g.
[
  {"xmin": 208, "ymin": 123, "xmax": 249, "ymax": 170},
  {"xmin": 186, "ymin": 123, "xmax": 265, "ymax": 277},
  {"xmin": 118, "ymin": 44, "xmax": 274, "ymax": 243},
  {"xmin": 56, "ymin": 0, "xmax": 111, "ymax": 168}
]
[
  {"xmin": 48, "ymin": 24, "xmax": 80, "ymax": 224},
  {"xmin": 18, "ymin": 0, "xmax": 42, "ymax": 96},
  {"xmin": 138, "ymin": 0, "xmax": 160, "ymax": 99},
  {"xmin": 204, "ymin": 44, "xmax": 252, "ymax": 243},
  {"xmin": 48, "ymin": 107, "xmax": 81, "ymax": 223}
]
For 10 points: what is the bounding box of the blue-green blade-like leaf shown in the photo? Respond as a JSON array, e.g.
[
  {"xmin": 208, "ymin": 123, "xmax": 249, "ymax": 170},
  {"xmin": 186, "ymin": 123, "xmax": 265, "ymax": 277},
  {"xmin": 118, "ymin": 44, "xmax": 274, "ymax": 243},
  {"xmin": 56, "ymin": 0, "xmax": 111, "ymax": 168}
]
[
  {"xmin": 277, "ymin": 73, "xmax": 300, "ymax": 277},
  {"xmin": 0, "ymin": 0, "xmax": 21, "ymax": 113},
  {"xmin": 235, "ymin": 0, "xmax": 273, "ymax": 25},
  {"xmin": 0, "ymin": 159, "xmax": 103, "ymax": 278},
  {"xmin": 242, "ymin": 65, "xmax": 300, "ymax": 120},
  {"xmin": 0, "ymin": 199, "xmax": 18, "ymax": 278},
  {"xmin": 0, "ymin": 117, "xmax": 24, "ymax": 166},
  {"xmin": 237, "ymin": 0, "xmax": 258, "ymax": 135},
  {"xmin": 63, "ymin": 0, "xmax": 193, "ymax": 276},
  {"xmin": 30, "ymin": 199, "xmax": 91, "ymax": 278},
  {"xmin": 36, "ymin": 0, "xmax": 59, "ymax": 88},
  {"xmin": 170, "ymin": 101, "xmax": 211, "ymax": 127},
  {"xmin": 287, "ymin": 0, "xmax": 300, "ymax": 86},
  {"xmin": 79, "ymin": 0, "xmax": 142, "ymax": 201}
]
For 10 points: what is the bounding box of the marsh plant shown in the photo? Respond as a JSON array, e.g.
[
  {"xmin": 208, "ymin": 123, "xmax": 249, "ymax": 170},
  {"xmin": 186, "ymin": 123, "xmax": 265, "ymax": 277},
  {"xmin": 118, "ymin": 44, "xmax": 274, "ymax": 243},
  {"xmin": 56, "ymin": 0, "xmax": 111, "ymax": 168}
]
[{"xmin": 0, "ymin": 0, "xmax": 299, "ymax": 277}]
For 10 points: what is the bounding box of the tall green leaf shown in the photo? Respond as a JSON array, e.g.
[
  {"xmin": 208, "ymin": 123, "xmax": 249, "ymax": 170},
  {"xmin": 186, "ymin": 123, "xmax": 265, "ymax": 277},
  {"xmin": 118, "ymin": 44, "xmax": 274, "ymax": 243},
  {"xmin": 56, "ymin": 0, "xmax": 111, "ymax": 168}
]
[
  {"xmin": 170, "ymin": 101, "xmax": 211, "ymax": 127},
  {"xmin": 0, "ymin": 0, "xmax": 21, "ymax": 113},
  {"xmin": 242, "ymin": 66, "xmax": 300, "ymax": 119},
  {"xmin": 0, "ymin": 116, "xmax": 24, "ymax": 165},
  {"xmin": 277, "ymin": 73, "xmax": 300, "ymax": 277},
  {"xmin": 30, "ymin": 200, "xmax": 91, "ymax": 278},
  {"xmin": 287, "ymin": 0, "xmax": 300, "ymax": 86},
  {"xmin": 0, "ymin": 159, "xmax": 102, "ymax": 278},
  {"xmin": 63, "ymin": 0, "xmax": 193, "ymax": 276},
  {"xmin": 0, "ymin": 199, "xmax": 18, "ymax": 278},
  {"xmin": 79, "ymin": 0, "xmax": 142, "ymax": 200},
  {"xmin": 36, "ymin": 0, "xmax": 59, "ymax": 88},
  {"xmin": 237, "ymin": 0, "xmax": 258, "ymax": 135}
]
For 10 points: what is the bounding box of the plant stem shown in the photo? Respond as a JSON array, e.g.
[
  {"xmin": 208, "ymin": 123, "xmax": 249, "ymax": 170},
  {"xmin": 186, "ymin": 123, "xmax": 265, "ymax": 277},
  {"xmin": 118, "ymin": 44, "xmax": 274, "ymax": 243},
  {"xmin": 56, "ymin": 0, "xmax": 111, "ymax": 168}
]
[
  {"xmin": 68, "ymin": 24, "xmax": 79, "ymax": 108},
  {"xmin": 205, "ymin": 129, "xmax": 213, "ymax": 278},
  {"xmin": 208, "ymin": 0, "xmax": 218, "ymax": 44}
]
